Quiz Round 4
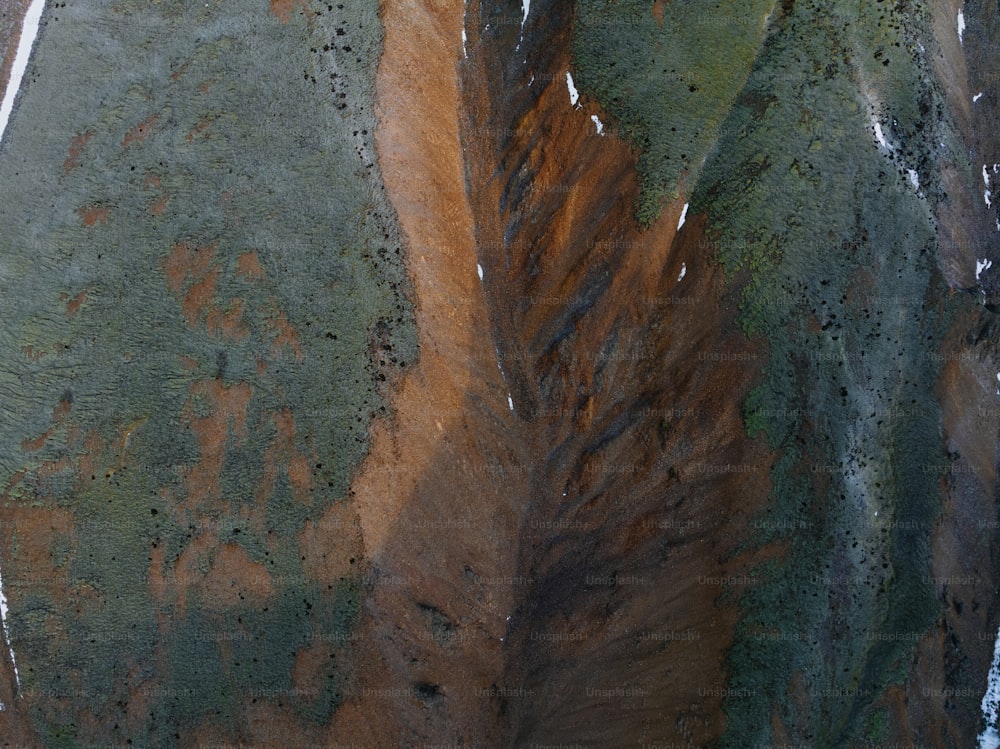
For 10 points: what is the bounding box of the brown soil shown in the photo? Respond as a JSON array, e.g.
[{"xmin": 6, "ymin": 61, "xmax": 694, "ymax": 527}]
[
  {"xmin": 325, "ymin": 0, "xmax": 514, "ymax": 742},
  {"xmin": 652, "ymin": 0, "xmax": 665, "ymax": 26},
  {"xmin": 269, "ymin": 0, "xmax": 309, "ymax": 25},
  {"xmin": 928, "ymin": 0, "xmax": 999, "ymax": 292},
  {"xmin": 62, "ymin": 290, "xmax": 89, "ymax": 318},
  {"xmin": 884, "ymin": 303, "xmax": 1000, "ymax": 747},
  {"xmin": 4, "ymin": 0, "xmax": 992, "ymax": 745},
  {"xmin": 63, "ymin": 130, "xmax": 94, "ymax": 174},
  {"xmin": 325, "ymin": 0, "xmax": 774, "ymax": 744},
  {"xmin": 877, "ymin": 1, "xmax": 1000, "ymax": 745},
  {"xmin": 237, "ymin": 250, "xmax": 267, "ymax": 281},
  {"xmin": 122, "ymin": 114, "xmax": 158, "ymax": 149},
  {"xmin": 0, "ymin": 500, "xmax": 66, "ymax": 746},
  {"xmin": 76, "ymin": 204, "xmax": 110, "ymax": 227}
]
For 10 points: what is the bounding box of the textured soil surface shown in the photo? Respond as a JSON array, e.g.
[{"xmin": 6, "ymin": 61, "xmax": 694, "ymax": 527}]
[
  {"xmin": 327, "ymin": 2, "xmax": 775, "ymax": 744},
  {"xmin": 0, "ymin": 0, "xmax": 999, "ymax": 747}
]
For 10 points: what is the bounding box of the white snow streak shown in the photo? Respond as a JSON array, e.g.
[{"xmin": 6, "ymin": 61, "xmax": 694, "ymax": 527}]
[
  {"xmin": 980, "ymin": 624, "xmax": 1000, "ymax": 748},
  {"xmin": 872, "ymin": 118, "xmax": 893, "ymax": 151},
  {"xmin": 677, "ymin": 203, "xmax": 689, "ymax": 231},
  {"xmin": 0, "ymin": 562, "xmax": 19, "ymax": 691},
  {"xmin": 516, "ymin": 0, "xmax": 528, "ymax": 51},
  {"xmin": 958, "ymin": 9, "xmax": 966, "ymax": 44},
  {"xmin": 566, "ymin": 71, "xmax": 579, "ymax": 107},
  {"xmin": 0, "ymin": 0, "xmax": 46, "ymax": 146}
]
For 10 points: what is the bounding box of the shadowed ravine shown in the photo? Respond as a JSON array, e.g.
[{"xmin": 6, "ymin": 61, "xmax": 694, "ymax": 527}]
[{"xmin": 0, "ymin": 0, "xmax": 999, "ymax": 747}]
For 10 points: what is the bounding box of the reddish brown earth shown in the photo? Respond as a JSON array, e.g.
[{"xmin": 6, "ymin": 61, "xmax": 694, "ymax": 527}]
[
  {"xmin": 878, "ymin": 0, "xmax": 1000, "ymax": 745},
  {"xmin": 0, "ymin": 0, "xmax": 790, "ymax": 744},
  {"xmin": 122, "ymin": 114, "xmax": 158, "ymax": 149},
  {"xmin": 887, "ymin": 303, "xmax": 1000, "ymax": 747},
  {"xmin": 1, "ymin": 0, "xmax": 996, "ymax": 746},
  {"xmin": 324, "ymin": 0, "xmax": 778, "ymax": 745}
]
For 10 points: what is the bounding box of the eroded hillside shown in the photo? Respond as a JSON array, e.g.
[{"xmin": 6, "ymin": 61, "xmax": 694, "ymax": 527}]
[{"xmin": 0, "ymin": 0, "xmax": 998, "ymax": 747}]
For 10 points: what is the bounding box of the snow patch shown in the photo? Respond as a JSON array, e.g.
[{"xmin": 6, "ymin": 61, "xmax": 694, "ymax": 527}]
[
  {"xmin": 907, "ymin": 169, "xmax": 920, "ymax": 190},
  {"xmin": 677, "ymin": 203, "xmax": 689, "ymax": 231},
  {"xmin": 677, "ymin": 263, "xmax": 687, "ymax": 282},
  {"xmin": 975, "ymin": 92, "xmax": 984, "ymax": 102},
  {"xmin": 590, "ymin": 114, "xmax": 604, "ymax": 135},
  {"xmin": 872, "ymin": 118, "xmax": 893, "ymax": 151},
  {"xmin": 977, "ymin": 259, "xmax": 993, "ymax": 280},
  {"xmin": 516, "ymin": 0, "xmax": 529, "ymax": 50},
  {"xmin": 462, "ymin": 0, "xmax": 468, "ymax": 58},
  {"xmin": 0, "ymin": 562, "xmax": 19, "ymax": 691},
  {"xmin": 477, "ymin": 263, "xmax": 484, "ymax": 281},
  {"xmin": 958, "ymin": 9, "xmax": 966, "ymax": 44},
  {"xmin": 508, "ymin": 394, "xmax": 515, "ymax": 412},
  {"xmin": 980, "ymin": 625, "xmax": 1000, "ymax": 748},
  {"xmin": 0, "ymin": 0, "xmax": 47, "ymax": 146},
  {"xmin": 566, "ymin": 71, "xmax": 580, "ymax": 108}
]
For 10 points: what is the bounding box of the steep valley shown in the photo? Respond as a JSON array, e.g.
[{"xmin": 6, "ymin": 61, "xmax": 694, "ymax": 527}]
[{"xmin": 0, "ymin": 0, "xmax": 999, "ymax": 747}]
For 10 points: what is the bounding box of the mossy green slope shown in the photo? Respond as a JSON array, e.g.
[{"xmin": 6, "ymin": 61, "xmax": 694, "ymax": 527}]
[
  {"xmin": 575, "ymin": 0, "xmax": 962, "ymax": 745},
  {"xmin": 571, "ymin": 0, "xmax": 775, "ymax": 224},
  {"xmin": 0, "ymin": 1, "xmax": 414, "ymax": 744}
]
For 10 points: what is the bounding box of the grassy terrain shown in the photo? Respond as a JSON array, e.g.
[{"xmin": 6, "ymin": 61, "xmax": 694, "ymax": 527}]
[
  {"xmin": 0, "ymin": 0, "xmax": 414, "ymax": 744},
  {"xmin": 575, "ymin": 0, "xmax": 962, "ymax": 744},
  {"xmin": 571, "ymin": 0, "xmax": 775, "ymax": 224}
]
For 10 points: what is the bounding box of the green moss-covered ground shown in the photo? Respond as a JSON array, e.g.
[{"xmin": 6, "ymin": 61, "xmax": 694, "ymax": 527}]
[
  {"xmin": 571, "ymin": 0, "xmax": 774, "ymax": 224},
  {"xmin": 574, "ymin": 0, "xmax": 965, "ymax": 745},
  {"xmin": 0, "ymin": 0, "xmax": 414, "ymax": 744}
]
